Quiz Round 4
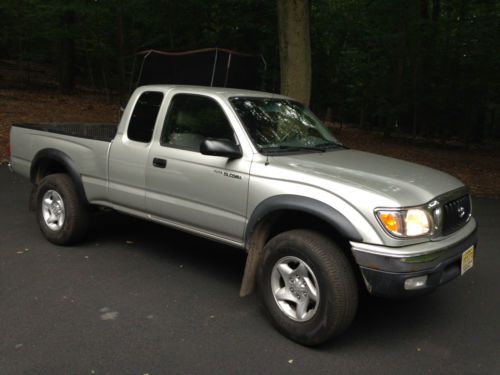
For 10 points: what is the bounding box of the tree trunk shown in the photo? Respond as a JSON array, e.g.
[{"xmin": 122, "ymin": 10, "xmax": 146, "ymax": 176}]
[
  {"xmin": 385, "ymin": 56, "xmax": 405, "ymax": 138},
  {"xmin": 85, "ymin": 47, "xmax": 95, "ymax": 90},
  {"xmin": 277, "ymin": 0, "xmax": 311, "ymax": 105},
  {"xmin": 359, "ymin": 99, "xmax": 365, "ymax": 128},
  {"xmin": 59, "ymin": 10, "xmax": 76, "ymax": 94},
  {"xmin": 117, "ymin": 6, "xmax": 126, "ymax": 97},
  {"xmin": 102, "ymin": 68, "xmax": 110, "ymax": 101},
  {"xmin": 432, "ymin": 0, "xmax": 441, "ymax": 21},
  {"xmin": 18, "ymin": 35, "xmax": 24, "ymax": 83},
  {"xmin": 420, "ymin": 0, "xmax": 429, "ymax": 18}
]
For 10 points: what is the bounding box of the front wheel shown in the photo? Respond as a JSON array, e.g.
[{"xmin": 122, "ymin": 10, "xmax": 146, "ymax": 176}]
[
  {"xmin": 258, "ymin": 229, "xmax": 358, "ymax": 346},
  {"xmin": 36, "ymin": 173, "xmax": 89, "ymax": 245}
]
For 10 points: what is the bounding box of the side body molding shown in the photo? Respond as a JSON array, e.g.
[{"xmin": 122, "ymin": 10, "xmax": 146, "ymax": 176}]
[
  {"xmin": 245, "ymin": 194, "xmax": 362, "ymax": 246},
  {"xmin": 30, "ymin": 148, "xmax": 89, "ymax": 204}
]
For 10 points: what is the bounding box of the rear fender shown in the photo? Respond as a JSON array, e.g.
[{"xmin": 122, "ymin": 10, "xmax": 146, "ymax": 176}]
[{"xmin": 30, "ymin": 148, "xmax": 88, "ymax": 205}]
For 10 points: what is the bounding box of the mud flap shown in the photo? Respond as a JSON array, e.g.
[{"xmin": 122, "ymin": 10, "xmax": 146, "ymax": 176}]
[{"xmin": 239, "ymin": 222, "xmax": 271, "ymax": 297}]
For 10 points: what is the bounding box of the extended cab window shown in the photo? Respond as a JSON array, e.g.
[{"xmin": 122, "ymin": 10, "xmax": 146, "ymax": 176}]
[
  {"xmin": 161, "ymin": 94, "xmax": 236, "ymax": 151},
  {"xmin": 127, "ymin": 91, "xmax": 164, "ymax": 143}
]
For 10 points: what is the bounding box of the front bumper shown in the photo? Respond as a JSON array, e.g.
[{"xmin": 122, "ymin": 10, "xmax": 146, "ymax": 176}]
[{"xmin": 351, "ymin": 219, "xmax": 477, "ymax": 297}]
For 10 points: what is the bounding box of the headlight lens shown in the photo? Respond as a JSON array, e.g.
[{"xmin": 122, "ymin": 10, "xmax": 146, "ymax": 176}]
[
  {"xmin": 376, "ymin": 208, "xmax": 431, "ymax": 237},
  {"xmin": 405, "ymin": 209, "xmax": 430, "ymax": 236}
]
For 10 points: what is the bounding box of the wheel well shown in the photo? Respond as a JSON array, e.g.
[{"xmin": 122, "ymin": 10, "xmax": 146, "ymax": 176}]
[
  {"xmin": 32, "ymin": 158, "xmax": 69, "ymax": 184},
  {"xmin": 263, "ymin": 210, "xmax": 367, "ymax": 290},
  {"xmin": 240, "ymin": 209, "xmax": 363, "ymax": 297},
  {"xmin": 29, "ymin": 151, "xmax": 89, "ymax": 207},
  {"xmin": 258, "ymin": 209, "xmax": 353, "ymax": 256}
]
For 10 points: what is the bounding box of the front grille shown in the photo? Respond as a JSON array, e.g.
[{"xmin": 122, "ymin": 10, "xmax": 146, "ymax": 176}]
[{"xmin": 442, "ymin": 195, "xmax": 471, "ymax": 235}]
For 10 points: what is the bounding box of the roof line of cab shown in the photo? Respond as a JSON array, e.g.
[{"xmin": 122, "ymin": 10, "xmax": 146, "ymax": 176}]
[{"xmin": 135, "ymin": 84, "xmax": 289, "ymax": 100}]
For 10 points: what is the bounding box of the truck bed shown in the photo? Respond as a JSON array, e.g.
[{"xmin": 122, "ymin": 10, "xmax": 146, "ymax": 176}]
[
  {"xmin": 10, "ymin": 122, "xmax": 117, "ymax": 203},
  {"xmin": 12, "ymin": 123, "xmax": 117, "ymax": 142}
]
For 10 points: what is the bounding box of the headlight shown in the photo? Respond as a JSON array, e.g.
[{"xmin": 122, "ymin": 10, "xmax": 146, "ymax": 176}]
[{"xmin": 376, "ymin": 208, "xmax": 432, "ymax": 237}]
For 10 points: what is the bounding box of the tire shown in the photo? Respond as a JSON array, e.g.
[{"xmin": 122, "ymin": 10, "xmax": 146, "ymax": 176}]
[
  {"xmin": 258, "ymin": 229, "xmax": 358, "ymax": 346},
  {"xmin": 36, "ymin": 173, "xmax": 89, "ymax": 245}
]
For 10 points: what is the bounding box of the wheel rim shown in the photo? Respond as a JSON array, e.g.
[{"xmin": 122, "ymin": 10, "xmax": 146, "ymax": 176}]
[
  {"xmin": 41, "ymin": 190, "xmax": 65, "ymax": 231},
  {"xmin": 270, "ymin": 256, "xmax": 320, "ymax": 322}
]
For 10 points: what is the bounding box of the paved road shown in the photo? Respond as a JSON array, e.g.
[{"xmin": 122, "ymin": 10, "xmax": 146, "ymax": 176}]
[{"xmin": 0, "ymin": 165, "xmax": 499, "ymax": 374}]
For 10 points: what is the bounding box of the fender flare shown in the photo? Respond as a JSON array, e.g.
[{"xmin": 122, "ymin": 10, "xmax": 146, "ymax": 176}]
[
  {"xmin": 244, "ymin": 194, "xmax": 362, "ymax": 247},
  {"xmin": 30, "ymin": 148, "xmax": 89, "ymax": 205},
  {"xmin": 239, "ymin": 195, "xmax": 362, "ymax": 297}
]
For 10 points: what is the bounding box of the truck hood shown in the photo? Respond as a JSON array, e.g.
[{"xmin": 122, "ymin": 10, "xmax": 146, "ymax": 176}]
[{"xmin": 271, "ymin": 149, "xmax": 464, "ymax": 206}]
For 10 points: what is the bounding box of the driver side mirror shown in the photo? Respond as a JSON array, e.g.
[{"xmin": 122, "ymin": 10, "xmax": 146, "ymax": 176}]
[{"xmin": 200, "ymin": 139, "xmax": 242, "ymax": 159}]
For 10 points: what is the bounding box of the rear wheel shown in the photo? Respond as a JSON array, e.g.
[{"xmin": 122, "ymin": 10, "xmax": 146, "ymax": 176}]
[
  {"xmin": 258, "ymin": 229, "xmax": 358, "ymax": 346},
  {"xmin": 36, "ymin": 173, "xmax": 89, "ymax": 245}
]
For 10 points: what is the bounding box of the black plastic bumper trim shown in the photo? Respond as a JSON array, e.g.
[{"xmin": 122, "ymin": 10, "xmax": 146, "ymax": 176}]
[{"xmin": 356, "ymin": 228, "xmax": 477, "ymax": 297}]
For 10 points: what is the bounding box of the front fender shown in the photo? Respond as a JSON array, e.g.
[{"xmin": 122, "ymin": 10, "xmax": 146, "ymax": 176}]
[{"xmin": 244, "ymin": 194, "xmax": 362, "ymax": 247}]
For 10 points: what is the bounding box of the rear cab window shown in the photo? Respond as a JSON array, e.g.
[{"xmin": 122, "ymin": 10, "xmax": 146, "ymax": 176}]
[{"xmin": 128, "ymin": 91, "xmax": 164, "ymax": 143}]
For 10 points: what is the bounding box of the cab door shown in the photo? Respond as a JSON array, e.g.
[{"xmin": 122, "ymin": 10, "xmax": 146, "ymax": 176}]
[
  {"xmin": 145, "ymin": 93, "xmax": 251, "ymax": 243},
  {"xmin": 108, "ymin": 91, "xmax": 164, "ymax": 211}
]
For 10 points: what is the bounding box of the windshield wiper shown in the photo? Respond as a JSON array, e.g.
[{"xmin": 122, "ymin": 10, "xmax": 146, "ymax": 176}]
[
  {"xmin": 314, "ymin": 142, "xmax": 347, "ymax": 150},
  {"xmin": 259, "ymin": 145, "xmax": 326, "ymax": 154}
]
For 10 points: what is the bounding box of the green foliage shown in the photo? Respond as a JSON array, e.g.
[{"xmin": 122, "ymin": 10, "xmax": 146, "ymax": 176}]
[
  {"xmin": 311, "ymin": 0, "xmax": 500, "ymax": 141},
  {"xmin": 0, "ymin": 0, "xmax": 498, "ymax": 140}
]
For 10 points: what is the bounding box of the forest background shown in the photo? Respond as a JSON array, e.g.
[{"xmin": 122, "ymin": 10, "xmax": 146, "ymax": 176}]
[{"xmin": 0, "ymin": 0, "xmax": 499, "ymax": 197}]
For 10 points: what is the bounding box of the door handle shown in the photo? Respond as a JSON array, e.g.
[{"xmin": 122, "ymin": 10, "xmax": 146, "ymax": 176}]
[{"xmin": 152, "ymin": 158, "xmax": 167, "ymax": 168}]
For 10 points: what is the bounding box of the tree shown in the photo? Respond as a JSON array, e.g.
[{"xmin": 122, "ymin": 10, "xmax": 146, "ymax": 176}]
[
  {"xmin": 277, "ymin": 0, "xmax": 312, "ymax": 105},
  {"xmin": 0, "ymin": 0, "xmax": 498, "ymax": 141},
  {"xmin": 59, "ymin": 8, "xmax": 76, "ymax": 94}
]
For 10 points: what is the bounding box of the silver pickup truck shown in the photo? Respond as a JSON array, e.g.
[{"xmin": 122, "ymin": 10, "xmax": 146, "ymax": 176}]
[{"xmin": 9, "ymin": 85, "xmax": 477, "ymax": 345}]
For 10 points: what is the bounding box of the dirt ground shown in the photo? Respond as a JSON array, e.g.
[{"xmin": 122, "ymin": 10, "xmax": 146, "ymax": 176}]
[{"xmin": 1, "ymin": 88, "xmax": 499, "ymax": 198}]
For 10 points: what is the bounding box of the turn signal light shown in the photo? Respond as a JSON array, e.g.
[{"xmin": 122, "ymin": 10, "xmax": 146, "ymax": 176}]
[{"xmin": 379, "ymin": 212, "xmax": 401, "ymax": 234}]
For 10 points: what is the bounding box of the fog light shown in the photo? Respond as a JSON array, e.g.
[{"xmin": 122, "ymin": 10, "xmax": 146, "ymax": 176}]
[{"xmin": 404, "ymin": 275, "xmax": 428, "ymax": 290}]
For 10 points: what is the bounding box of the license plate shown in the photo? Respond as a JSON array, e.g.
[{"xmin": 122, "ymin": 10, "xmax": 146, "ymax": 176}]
[{"xmin": 461, "ymin": 246, "xmax": 474, "ymax": 275}]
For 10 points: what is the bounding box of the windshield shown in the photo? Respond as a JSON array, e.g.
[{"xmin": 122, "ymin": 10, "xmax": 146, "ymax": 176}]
[{"xmin": 229, "ymin": 97, "xmax": 342, "ymax": 154}]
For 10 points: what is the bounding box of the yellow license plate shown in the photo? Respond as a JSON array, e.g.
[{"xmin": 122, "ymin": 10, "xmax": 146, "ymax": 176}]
[{"xmin": 461, "ymin": 246, "xmax": 474, "ymax": 275}]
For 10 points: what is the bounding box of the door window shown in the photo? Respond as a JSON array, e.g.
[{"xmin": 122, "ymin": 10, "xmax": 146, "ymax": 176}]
[
  {"xmin": 127, "ymin": 91, "xmax": 164, "ymax": 143},
  {"xmin": 161, "ymin": 94, "xmax": 236, "ymax": 151}
]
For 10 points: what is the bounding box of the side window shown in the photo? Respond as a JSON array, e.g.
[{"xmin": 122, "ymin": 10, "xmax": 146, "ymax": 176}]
[
  {"xmin": 161, "ymin": 94, "xmax": 236, "ymax": 151},
  {"xmin": 127, "ymin": 91, "xmax": 164, "ymax": 143}
]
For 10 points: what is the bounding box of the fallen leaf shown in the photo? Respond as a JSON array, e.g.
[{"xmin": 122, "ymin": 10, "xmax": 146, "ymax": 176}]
[{"xmin": 100, "ymin": 311, "xmax": 119, "ymax": 321}]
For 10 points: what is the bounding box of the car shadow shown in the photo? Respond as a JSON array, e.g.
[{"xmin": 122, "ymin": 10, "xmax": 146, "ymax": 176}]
[
  {"xmin": 86, "ymin": 209, "xmax": 450, "ymax": 349},
  {"xmin": 86, "ymin": 210, "xmax": 248, "ymax": 286}
]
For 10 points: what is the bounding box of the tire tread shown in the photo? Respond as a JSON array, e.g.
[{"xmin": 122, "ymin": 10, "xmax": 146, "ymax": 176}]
[
  {"xmin": 259, "ymin": 229, "xmax": 358, "ymax": 346},
  {"xmin": 36, "ymin": 173, "xmax": 88, "ymax": 245}
]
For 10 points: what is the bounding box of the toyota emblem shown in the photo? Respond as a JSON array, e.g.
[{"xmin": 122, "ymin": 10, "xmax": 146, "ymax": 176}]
[{"xmin": 457, "ymin": 206, "xmax": 466, "ymax": 218}]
